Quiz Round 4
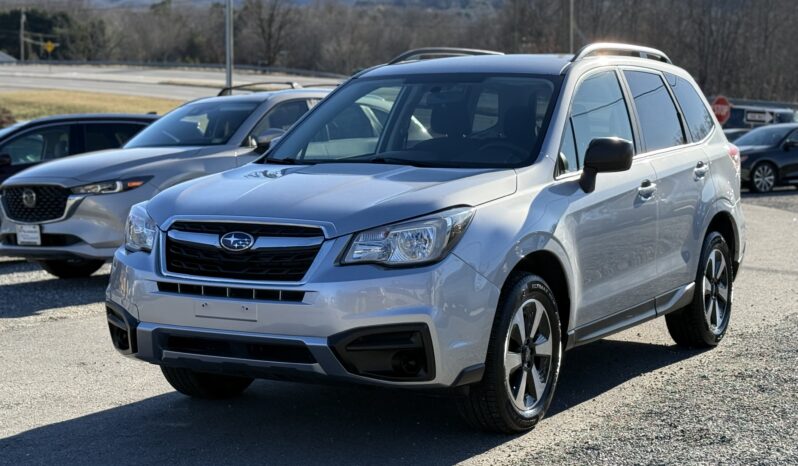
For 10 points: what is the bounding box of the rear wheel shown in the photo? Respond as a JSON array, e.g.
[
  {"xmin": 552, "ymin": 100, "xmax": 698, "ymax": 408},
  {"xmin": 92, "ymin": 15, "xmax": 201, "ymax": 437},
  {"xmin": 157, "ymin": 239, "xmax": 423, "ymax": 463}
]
[
  {"xmin": 750, "ymin": 162, "xmax": 777, "ymax": 193},
  {"xmin": 666, "ymin": 232, "xmax": 732, "ymax": 347},
  {"xmin": 457, "ymin": 273, "xmax": 562, "ymax": 433},
  {"xmin": 161, "ymin": 366, "xmax": 253, "ymax": 399},
  {"xmin": 39, "ymin": 258, "xmax": 105, "ymax": 279}
]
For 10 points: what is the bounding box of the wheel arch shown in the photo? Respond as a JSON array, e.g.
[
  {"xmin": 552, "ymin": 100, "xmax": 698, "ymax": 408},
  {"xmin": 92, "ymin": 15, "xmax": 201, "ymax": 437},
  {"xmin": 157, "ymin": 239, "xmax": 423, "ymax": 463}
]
[
  {"xmin": 703, "ymin": 208, "xmax": 740, "ymax": 279},
  {"xmin": 503, "ymin": 248, "xmax": 573, "ymax": 348}
]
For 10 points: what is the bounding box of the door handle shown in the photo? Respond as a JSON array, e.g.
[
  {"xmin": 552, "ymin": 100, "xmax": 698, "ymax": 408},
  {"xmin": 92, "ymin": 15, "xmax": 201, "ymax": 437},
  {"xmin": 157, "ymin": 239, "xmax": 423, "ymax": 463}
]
[
  {"xmin": 694, "ymin": 161, "xmax": 709, "ymax": 179},
  {"xmin": 637, "ymin": 180, "xmax": 657, "ymax": 200}
]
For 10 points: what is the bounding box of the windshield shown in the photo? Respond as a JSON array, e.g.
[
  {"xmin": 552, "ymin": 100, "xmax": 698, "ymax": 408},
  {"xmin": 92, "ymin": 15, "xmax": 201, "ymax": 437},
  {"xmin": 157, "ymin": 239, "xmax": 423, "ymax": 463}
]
[
  {"xmin": 125, "ymin": 100, "xmax": 259, "ymax": 148},
  {"xmin": 266, "ymin": 75, "xmax": 559, "ymax": 168},
  {"xmin": 735, "ymin": 125, "xmax": 793, "ymax": 147}
]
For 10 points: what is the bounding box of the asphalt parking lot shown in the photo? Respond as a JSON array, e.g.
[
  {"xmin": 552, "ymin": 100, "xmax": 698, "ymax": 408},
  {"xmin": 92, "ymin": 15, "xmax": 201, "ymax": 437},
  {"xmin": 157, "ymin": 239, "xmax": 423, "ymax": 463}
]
[{"xmin": 1, "ymin": 189, "xmax": 796, "ymax": 465}]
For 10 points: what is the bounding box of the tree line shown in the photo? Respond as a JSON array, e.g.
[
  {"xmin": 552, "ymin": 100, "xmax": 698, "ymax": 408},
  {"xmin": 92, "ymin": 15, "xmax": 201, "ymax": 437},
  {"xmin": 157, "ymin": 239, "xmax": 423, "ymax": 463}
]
[{"xmin": 1, "ymin": 0, "xmax": 796, "ymax": 102}]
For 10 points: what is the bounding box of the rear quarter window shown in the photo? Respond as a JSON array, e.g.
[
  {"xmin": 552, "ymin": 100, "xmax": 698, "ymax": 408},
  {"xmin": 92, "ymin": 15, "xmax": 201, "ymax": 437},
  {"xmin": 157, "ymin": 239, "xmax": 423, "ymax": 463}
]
[{"xmin": 665, "ymin": 72, "xmax": 715, "ymax": 142}]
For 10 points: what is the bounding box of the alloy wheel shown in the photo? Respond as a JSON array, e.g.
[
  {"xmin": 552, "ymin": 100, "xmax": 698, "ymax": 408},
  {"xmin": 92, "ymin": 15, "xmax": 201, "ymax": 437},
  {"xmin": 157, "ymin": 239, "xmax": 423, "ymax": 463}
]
[
  {"xmin": 753, "ymin": 164, "xmax": 775, "ymax": 192},
  {"xmin": 504, "ymin": 298, "xmax": 553, "ymax": 413},
  {"xmin": 702, "ymin": 248, "xmax": 730, "ymax": 334}
]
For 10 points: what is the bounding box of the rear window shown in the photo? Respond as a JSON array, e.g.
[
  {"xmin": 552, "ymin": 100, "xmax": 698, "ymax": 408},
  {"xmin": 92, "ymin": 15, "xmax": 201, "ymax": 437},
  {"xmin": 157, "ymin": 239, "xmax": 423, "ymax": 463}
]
[
  {"xmin": 624, "ymin": 70, "xmax": 685, "ymax": 152},
  {"xmin": 665, "ymin": 73, "xmax": 714, "ymax": 141}
]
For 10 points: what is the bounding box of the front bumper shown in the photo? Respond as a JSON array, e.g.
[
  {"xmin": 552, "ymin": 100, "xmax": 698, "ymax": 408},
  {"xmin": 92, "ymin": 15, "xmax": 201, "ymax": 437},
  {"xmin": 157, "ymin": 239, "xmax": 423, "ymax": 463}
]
[
  {"xmin": 0, "ymin": 186, "xmax": 154, "ymax": 260},
  {"xmin": 106, "ymin": 237, "xmax": 500, "ymax": 388}
]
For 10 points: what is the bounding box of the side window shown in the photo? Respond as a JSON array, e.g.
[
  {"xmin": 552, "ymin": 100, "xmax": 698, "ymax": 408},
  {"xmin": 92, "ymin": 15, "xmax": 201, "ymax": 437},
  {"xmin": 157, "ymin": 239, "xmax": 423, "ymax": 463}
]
[
  {"xmin": 83, "ymin": 123, "xmax": 146, "ymax": 153},
  {"xmin": 560, "ymin": 70, "xmax": 634, "ymax": 173},
  {"xmin": 251, "ymin": 100, "xmax": 310, "ymax": 136},
  {"xmin": 0, "ymin": 125, "xmax": 71, "ymax": 165},
  {"xmin": 624, "ymin": 70, "xmax": 686, "ymax": 152},
  {"xmin": 665, "ymin": 72, "xmax": 715, "ymax": 141}
]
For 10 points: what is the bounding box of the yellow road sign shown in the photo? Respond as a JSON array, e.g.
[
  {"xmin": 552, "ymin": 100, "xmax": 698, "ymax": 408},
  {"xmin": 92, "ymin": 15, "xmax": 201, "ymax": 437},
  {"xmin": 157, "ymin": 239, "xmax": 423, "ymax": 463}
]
[{"xmin": 43, "ymin": 41, "xmax": 56, "ymax": 54}]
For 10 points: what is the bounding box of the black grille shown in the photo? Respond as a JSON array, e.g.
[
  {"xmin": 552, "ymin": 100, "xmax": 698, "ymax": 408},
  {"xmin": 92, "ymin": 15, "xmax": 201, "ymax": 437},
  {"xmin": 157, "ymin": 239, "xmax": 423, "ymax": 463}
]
[
  {"xmin": 171, "ymin": 222, "xmax": 322, "ymax": 238},
  {"xmin": 165, "ymin": 222, "xmax": 321, "ymax": 281},
  {"xmin": 163, "ymin": 335, "xmax": 315, "ymax": 364},
  {"xmin": 157, "ymin": 282, "xmax": 305, "ymax": 302},
  {"xmin": 2, "ymin": 186, "xmax": 70, "ymax": 223}
]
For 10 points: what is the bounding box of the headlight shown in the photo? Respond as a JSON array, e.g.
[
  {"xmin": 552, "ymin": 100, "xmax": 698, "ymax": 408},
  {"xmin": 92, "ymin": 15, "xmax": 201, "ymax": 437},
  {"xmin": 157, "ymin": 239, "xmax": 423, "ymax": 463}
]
[
  {"xmin": 342, "ymin": 207, "xmax": 474, "ymax": 266},
  {"xmin": 125, "ymin": 203, "xmax": 157, "ymax": 253},
  {"xmin": 72, "ymin": 177, "xmax": 151, "ymax": 194}
]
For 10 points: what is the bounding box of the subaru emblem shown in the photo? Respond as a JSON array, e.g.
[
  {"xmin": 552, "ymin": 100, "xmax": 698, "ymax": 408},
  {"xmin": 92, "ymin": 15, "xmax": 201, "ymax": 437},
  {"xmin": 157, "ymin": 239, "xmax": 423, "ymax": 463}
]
[{"xmin": 219, "ymin": 231, "xmax": 255, "ymax": 252}]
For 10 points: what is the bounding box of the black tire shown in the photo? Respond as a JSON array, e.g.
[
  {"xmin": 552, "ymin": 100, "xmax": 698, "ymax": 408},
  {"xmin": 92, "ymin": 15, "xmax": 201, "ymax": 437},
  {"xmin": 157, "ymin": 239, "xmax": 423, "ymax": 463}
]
[
  {"xmin": 39, "ymin": 258, "xmax": 105, "ymax": 279},
  {"xmin": 161, "ymin": 366, "xmax": 253, "ymax": 399},
  {"xmin": 666, "ymin": 232, "xmax": 732, "ymax": 348},
  {"xmin": 749, "ymin": 162, "xmax": 777, "ymax": 193},
  {"xmin": 457, "ymin": 273, "xmax": 562, "ymax": 433}
]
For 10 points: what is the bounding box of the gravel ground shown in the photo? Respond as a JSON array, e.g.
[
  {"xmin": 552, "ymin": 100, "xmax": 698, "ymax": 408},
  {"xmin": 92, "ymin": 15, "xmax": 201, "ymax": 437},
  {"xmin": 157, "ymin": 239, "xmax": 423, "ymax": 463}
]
[{"xmin": 0, "ymin": 194, "xmax": 797, "ymax": 465}]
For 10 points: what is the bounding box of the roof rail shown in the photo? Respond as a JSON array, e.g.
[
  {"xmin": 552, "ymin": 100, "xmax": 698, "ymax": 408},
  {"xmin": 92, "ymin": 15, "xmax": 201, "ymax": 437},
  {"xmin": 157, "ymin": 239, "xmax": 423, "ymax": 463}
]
[
  {"xmin": 388, "ymin": 47, "xmax": 503, "ymax": 65},
  {"xmin": 217, "ymin": 81, "xmax": 302, "ymax": 96},
  {"xmin": 571, "ymin": 42, "xmax": 672, "ymax": 65}
]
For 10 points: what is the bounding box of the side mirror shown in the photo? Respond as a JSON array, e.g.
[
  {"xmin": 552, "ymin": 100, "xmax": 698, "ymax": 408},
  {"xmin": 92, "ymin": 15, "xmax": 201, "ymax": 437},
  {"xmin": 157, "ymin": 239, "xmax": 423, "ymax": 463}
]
[
  {"xmin": 0, "ymin": 153, "xmax": 11, "ymax": 167},
  {"xmin": 783, "ymin": 140, "xmax": 798, "ymax": 151},
  {"xmin": 579, "ymin": 137, "xmax": 634, "ymax": 193},
  {"xmin": 253, "ymin": 128, "xmax": 286, "ymax": 154}
]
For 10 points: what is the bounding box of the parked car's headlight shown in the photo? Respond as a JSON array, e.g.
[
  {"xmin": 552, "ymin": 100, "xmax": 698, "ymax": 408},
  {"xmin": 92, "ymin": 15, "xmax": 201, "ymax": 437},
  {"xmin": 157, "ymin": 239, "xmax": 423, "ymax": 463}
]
[
  {"xmin": 125, "ymin": 203, "xmax": 157, "ymax": 253},
  {"xmin": 72, "ymin": 177, "xmax": 151, "ymax": 194},
  {"xmin": 342, "ymin": 207, "xmax": 474, "ymax": 266}
]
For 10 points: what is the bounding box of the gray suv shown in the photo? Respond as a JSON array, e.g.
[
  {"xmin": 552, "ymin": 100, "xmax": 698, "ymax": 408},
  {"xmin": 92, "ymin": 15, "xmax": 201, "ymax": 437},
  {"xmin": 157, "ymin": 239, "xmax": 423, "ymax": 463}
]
[
  {"xmin": 106, "ymin": 44, "xmax": 746, "ymax": 433},
  {"xmin": 0, "ymin": 87, "xmax": 330, "ymax": 278}
]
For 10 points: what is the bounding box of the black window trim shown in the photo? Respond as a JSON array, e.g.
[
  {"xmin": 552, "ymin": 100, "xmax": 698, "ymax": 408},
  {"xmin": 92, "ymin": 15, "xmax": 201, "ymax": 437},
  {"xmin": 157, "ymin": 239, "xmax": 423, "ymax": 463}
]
[
  {"xmin": 618, "ymin": 65, "xmax": 716, "ymax": 158},
  {"xmin": 554, "ymin": 65, "xmax": 639, "ymax": 179}
]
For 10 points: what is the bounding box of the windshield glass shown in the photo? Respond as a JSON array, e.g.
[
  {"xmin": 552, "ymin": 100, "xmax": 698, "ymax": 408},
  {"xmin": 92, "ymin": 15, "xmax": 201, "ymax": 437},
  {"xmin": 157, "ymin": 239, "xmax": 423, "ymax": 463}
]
[
  {"xmin": 125, "ymin": 100, "xmax": 259, "ymax": 148},
  {"xmin": 266, "ymin": 75, "xmax": 559, "ymax": 168},
  {"xmin": 735, "ymin": 125, "xmax": 793, "ymax": 147}
]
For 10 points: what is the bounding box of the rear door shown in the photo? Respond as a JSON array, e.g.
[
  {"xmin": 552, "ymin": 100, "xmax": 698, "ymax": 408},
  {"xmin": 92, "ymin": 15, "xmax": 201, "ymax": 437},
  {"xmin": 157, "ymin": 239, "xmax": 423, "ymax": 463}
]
[
  {"xmin": 557, "ymin": 68, "xmax": 660, "ymax": 333},
  {"xmin": 622, "ymin": 69, "xmax": 711, "ymax": 299},
  {"xmin": 780, "ymin": 129, "xmax": 798, "ymax": 182}
]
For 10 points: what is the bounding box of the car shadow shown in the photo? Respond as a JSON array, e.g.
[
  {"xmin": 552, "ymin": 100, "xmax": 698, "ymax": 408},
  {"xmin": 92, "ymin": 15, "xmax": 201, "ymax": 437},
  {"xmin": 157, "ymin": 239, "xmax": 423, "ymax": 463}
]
[
  {"xmin": 0, "ymin": 273, "xmax": 109, "ymax": 318},
  {"xmin": 0, "ymin": 340, "xmax": 702, "ymax": 465}
]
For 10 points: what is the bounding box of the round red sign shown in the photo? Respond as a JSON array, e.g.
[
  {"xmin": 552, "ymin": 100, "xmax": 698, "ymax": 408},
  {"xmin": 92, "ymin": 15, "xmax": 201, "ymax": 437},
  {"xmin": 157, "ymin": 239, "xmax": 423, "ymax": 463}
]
[{"xmin": 712, "ymin": 96, "xmax": 732, "ymax": 126}]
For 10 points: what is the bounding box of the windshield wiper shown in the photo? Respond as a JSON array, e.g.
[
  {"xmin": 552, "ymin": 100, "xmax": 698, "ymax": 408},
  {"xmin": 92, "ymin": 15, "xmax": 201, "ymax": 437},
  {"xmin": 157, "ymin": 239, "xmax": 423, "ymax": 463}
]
[
  {"xmin": 263, "ymin": 156, "xmax": 298, "ymax": 165},
  {"xmin": 365, "ymin": 156, "xmax": 442, "ymax": 167}
]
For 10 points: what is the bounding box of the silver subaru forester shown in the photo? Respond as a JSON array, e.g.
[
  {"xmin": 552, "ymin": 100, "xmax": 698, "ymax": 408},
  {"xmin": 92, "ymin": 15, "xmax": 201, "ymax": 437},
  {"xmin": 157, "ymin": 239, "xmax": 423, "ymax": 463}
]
[{"xmin": 106, "ymin": 44, "xmax": 746, "ymax": 433}]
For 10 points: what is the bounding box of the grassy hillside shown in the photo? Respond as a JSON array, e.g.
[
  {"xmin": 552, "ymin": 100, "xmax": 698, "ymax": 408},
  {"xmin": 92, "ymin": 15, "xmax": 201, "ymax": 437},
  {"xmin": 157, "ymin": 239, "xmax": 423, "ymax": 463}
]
[{"xmin": 0, "ymin": 90, "xmax": 180, "ymax": 122}]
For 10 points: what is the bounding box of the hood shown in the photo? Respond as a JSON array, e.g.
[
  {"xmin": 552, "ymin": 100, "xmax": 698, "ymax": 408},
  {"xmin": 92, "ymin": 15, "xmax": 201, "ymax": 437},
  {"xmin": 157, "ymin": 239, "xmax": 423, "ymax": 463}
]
[
  {"xmin": 3, "ymin": 146, "xmax": 203, "ymax": 186},
  {"xmin": 736, "ymin": 144, "xmax": 771, "ymax": 154},
  {"xmin": 147, "ymin": 163, "xmax": 517, "ymax": 237}
]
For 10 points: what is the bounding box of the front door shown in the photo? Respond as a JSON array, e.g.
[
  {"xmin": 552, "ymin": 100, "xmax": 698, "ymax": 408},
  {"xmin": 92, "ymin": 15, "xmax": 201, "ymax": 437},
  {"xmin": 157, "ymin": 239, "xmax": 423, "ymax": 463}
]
[{"xmin": 556, "ymin": 69, "xmax": 660, "ymax": 331}]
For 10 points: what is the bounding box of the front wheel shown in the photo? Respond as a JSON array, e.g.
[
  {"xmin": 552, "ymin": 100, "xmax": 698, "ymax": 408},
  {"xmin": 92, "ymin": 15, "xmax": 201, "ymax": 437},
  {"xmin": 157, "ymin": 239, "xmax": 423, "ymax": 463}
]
[
  {"xmin": 666, "ymin": 232, "xmax": 732, "ymax": 347},
  {"xmin": 39, "ymin": 258, "xmax": 105, "ymax": 279},
  {"xmin": 161, "ymin": 366, "xmax": 253, "ymax": 399},
  {"xmin": 457, "ymin": 273, "xmax": 562, "ymax": 433}
]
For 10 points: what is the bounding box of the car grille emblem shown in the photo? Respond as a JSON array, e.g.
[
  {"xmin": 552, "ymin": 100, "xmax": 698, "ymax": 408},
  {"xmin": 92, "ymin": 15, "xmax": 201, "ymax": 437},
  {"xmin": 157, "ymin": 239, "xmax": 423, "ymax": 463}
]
[
  {"xmin": 219, "ymin": 231, "xmax": 255, "ymax": 252},
  {"xmin": 21, "ymin": 189, "xmax": 37, "ymax": 209}
]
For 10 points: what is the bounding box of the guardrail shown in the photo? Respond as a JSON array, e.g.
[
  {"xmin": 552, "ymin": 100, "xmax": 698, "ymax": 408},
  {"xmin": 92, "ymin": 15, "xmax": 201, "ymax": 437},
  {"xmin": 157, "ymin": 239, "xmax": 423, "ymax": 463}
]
[{"xmin": 0, "ymin": 59, "xmax": 347, "ymax": 80}]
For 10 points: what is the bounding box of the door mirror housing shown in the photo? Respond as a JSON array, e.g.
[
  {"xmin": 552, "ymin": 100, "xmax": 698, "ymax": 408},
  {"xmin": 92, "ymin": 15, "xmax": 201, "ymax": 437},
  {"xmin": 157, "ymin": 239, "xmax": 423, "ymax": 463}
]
[
  {"xmin": 0, "ymin": 153, "xmax": 11, "ymax": 167},
  {"xmin": 579, "ymin": 137, "xmax": 634, "ymax": 193},
  {"xmin": 783, "ymin": 140, "xmax": 798, "ymax": 151},
  {"xmin": 253, "ymin": 128, "xmax": 286, "ymax": 154}
]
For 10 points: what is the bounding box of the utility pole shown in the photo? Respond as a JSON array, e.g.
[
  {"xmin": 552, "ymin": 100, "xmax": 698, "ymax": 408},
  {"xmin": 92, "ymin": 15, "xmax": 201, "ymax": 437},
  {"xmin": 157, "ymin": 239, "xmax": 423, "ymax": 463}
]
[
  {"xmin": 19, "ymin": 8, "xmax": 25, "ymax": 62},
  {"xmin": 569, "ymin": 0, "xmax": 574, "ymax": 53},
  {"xmin": 225, "ymin": 0, "xmax": 233, "ymax": 88}
]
